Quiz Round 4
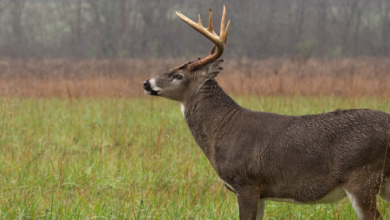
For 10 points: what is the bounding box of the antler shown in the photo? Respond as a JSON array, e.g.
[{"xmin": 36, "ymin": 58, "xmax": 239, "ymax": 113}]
[{"xmin": 176, "ymin": 5, "xmax": 230, "ymax": 70}]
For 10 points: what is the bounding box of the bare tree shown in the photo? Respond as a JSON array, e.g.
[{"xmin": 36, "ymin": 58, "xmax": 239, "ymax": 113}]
[
  {"xmin": 329, "ymin": 0, "xmax": 370, "ymax": 56},
  {"xmin": 8, "ymin": 0, "xmax": 25, "ymax": 58},
  {"xmin": 379, "ymin": 0, "xmax": 390, "ymax": 55},
  {"xmin": 316, "ymin": 0, "xmax": 328, "ymax": 56},
  {"xmin": 0, "ymin": 0, "xmax": 389, "ymax": 59},
  {"xmin": 86, "ymin": 0, "xmax": 119, "ymax": 58},
  {"xmin": 294, "ymin": 0, "xmax": 307, "ymax": 45}
]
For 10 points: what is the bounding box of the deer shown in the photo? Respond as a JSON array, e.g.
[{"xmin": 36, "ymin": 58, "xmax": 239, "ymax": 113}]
[{"xmin": 142, "ymin": 6, "xmax": 390, "ymax": 220}]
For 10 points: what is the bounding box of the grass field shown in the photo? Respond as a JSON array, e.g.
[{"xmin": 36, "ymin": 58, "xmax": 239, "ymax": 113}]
[
  {"xmin": 0, "ymin": 96, "xmax": 389, "ymax": 219},
  {"xmin": 1, "ymin": 58, "xmax": 390, "ymax": 98}
]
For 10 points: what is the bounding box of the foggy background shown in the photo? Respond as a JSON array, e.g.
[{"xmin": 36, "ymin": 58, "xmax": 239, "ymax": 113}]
[
  {"xmin": 1, "ymin": 0, "xmax": 390, "ymax": 99},
  {"xmin": 1, "ymin": 0, "xmax": 389, "ymax": 60}
]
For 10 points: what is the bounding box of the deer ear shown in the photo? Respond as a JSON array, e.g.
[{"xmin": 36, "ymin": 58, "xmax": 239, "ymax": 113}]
[{"xmin": 203, "ymin": 60, "xmax": 224, "ymax": 78}]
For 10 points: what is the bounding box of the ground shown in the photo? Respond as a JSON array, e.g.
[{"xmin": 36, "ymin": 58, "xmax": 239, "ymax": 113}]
[{"xmin": 0, "ymin": 96, "xmax": 389, "ymax": 219}]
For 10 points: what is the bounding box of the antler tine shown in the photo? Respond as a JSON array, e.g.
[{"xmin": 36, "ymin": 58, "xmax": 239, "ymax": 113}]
[
  {"xmin": 220, "ymin": 6, "xmax": 230, "ymax": 45},
  {"xmin": 207, "ymin": 8, "xmax": 215, "ymax": 34},
  {"xmin": 175, "ymin": 10, "xmax": 219, "ymax": 47},
  {"xmin": 176, "ymin": 5, "xmax": 231, "ymax": 70},
  {"xmin": 220, "ymin": 6, "xmax": 225, "ymax": 41},
  {"xmin": 224, "ymin": 20, "xmax": 230, "ymax": 44},
  {"xmin": 198, "ymin": 14, "xmax": 202, "ymax": 26}
]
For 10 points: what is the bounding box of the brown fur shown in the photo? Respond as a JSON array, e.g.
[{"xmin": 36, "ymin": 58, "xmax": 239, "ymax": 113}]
[{"xmin": 144, "ymin": 61, "xmax": 390, "ymax": 220}]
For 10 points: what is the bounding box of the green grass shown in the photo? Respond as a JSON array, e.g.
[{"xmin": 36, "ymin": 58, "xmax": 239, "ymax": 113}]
[{"xmin": 0, "ymin": 96, "xmax": 389, "ymax": 219}]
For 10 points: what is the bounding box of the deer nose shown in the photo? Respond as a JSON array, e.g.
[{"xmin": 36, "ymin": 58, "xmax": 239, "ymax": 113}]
[{"xmin": 143, "ymin": 80, "xmax": 151, "ymax": 90}]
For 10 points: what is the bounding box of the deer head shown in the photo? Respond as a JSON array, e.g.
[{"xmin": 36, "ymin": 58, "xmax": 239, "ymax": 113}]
[{"xmin": 143, "ymin": 6, "xmax": 230, "ymax": 103}]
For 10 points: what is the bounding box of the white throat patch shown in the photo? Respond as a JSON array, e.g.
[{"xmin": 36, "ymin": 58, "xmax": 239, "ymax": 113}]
[{"xmin": 180, "ymin": 104, "xmax": 185, "ymax": 118}]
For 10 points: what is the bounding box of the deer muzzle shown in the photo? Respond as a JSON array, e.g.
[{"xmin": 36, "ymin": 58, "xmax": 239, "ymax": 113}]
[{"xmin": 143, "ymin": 79, "xmax": 159, "ymax": 96}]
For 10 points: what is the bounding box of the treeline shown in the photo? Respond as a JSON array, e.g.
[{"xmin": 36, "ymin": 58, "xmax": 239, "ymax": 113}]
[{"xmin": 0, "ymin": 0, "xmax": 389, "ymax": 59}]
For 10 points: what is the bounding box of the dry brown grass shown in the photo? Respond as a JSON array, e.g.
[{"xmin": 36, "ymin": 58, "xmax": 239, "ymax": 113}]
[{"xmin": 1, "ymin": 57, "xmax": 390, "ymax": 98}]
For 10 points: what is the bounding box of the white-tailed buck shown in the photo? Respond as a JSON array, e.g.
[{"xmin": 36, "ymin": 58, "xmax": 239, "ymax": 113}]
[{"xmin": 143, "ymin": 6, "xmax": 390, "ymax": 220}]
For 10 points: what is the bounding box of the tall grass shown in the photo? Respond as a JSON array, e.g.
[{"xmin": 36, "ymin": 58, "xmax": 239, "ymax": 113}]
[
  {"xmin": 0, "ymin": 57, "xmax": 390, "ymax": 98},
  {"xmin": 0, "ymin": 96, "xmax": 389, "ymax": 219}
]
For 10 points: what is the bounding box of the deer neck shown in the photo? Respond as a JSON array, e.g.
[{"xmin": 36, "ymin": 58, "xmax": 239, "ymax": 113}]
[{"xmin": 182, "ymin": 79, "xmax": 240, "ymax": 166}]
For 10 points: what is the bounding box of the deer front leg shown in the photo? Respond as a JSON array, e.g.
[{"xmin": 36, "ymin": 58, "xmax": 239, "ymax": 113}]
[
  {"xmin": 344, "ymin": 188, "xmax": 382, "ymax": 220},
  {"xmin": 236, "ymin": 186, "xmax": 261, "ymax": 220},
  {"xmin": 344, "ymin": 171, "xmax": 383, "ymax": 220},
  {"xmin": 256, "ymin": 199, "xmax": 265, "ymax": 220}
]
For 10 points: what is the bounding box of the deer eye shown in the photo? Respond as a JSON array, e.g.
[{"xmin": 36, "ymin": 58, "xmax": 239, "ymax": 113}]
[{"xmin": 174, "ymin": 75, "xmax": 183, "ymax": 80}]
